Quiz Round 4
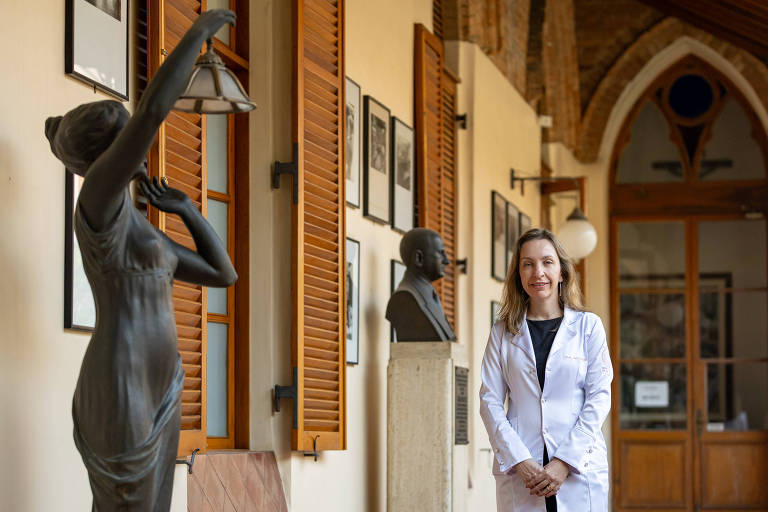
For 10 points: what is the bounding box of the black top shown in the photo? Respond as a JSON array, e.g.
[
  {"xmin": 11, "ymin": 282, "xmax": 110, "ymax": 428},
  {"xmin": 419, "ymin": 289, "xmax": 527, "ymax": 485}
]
[{"xmin": 526, "ymin": 316, "xmax": 563, "ymax": 389}]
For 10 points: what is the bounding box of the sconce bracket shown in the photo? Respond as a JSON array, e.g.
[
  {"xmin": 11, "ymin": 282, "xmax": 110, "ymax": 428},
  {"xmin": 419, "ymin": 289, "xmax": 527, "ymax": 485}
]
[
  {"xmin": 274, "ymin": 367, "xmax": 298, "ymax": 429},
  {"xmin": 456, "ymin": 113, "xmax": 468, "ymax": 130},
  {"xmin": 273, "ymin": 143, "xmax": 299, "ymax": 204},
  {"xmin": 510, "ymin": 168, "xmax": 580, "ymax": 195},
  {"xmin": 455, "ymin": 258, "xmax": 468, "ymax": 274}
]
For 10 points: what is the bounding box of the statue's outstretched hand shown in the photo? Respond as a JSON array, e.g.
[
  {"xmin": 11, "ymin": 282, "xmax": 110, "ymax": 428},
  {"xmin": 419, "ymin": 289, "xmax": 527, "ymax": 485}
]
[
  {"xmin": 191, "ymin": 9, "xmax": 236, "ymax": 40},
  {"xmin": 140, "ymin": 176, "xmax": 191, "ymax": 215}
]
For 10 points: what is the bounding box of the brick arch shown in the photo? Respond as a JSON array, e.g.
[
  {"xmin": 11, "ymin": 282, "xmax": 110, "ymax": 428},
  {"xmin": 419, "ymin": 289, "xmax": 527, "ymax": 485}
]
[{"xmin": 577, "ymin": 17, "xmax": 768, "ymax": 163}]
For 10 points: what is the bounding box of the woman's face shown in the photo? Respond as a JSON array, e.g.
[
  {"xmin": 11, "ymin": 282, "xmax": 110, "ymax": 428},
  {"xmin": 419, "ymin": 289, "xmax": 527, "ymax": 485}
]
[{"xmin": 519, "ymin": 239, "xmax": 562, "ymax": 305}]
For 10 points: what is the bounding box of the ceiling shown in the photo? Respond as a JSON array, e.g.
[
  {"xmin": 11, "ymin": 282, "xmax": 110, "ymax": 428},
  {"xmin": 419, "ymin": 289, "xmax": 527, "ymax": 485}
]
[{"xmin": 636, "ymin": 0, "xmax": 768, "ymax": 62}]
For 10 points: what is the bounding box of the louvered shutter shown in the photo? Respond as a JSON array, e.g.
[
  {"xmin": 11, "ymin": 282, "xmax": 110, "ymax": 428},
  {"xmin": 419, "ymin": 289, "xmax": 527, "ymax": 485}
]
[
  {"xmin": 290, "ymin": 0, "xmax": 346, "ymax": 451},
  {"xmin": 146, "ymin": 0, "xmax": 207, "ymax": 456},
  {"xmin": 439, "ymin": 70, "xmax": 458, "ymax": 330},
  {"xmin": 414, "ymin": 23, "xmax": 458, "ymax": 331}
]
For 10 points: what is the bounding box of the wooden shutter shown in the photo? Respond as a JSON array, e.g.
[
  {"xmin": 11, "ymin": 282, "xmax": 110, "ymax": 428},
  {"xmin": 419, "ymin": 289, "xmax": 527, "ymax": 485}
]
[
  {"xmin": 414, "ymin": 23, "xmax": 458, "ymax": 330},
  {"xmin": 146, "ymin": 0, "xmax": 207, "ymax": 456},
  {"xmin": 433, "ymin": 0, "xmax": 444, "ymax": 40},
  {"xmin": 290, "ymin": 0, "xmax": 346, "ymax": 451}
]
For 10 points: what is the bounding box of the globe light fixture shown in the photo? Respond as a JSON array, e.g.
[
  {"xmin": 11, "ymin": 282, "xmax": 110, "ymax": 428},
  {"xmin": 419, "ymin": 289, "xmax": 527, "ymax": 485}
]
[
  {"xmin": 556, "ymin": 207, "xmax": 597, "ymax": 261},
  {"xmin": 510, "ymin": 169, "xmax": 598, "ymax": 261},
  {"xmin": 174, "ymin": 39, "xmax": 257, "ymax": 114}
]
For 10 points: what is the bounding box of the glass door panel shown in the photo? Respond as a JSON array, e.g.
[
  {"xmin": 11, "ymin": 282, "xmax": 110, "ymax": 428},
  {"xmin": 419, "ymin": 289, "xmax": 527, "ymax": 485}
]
[
  {"xmin": 618, "ymin": 220, "xmax": 688, "ymax": 431},
  {"xmin": 697, "ymin": 218, "xmax": 768, "ymax": 435},
  {"xmin": 706, "ymin": 362, "xmax": 768, "ymax": 431},
  {"xmin": 620, "ymin": 362, "xmax": 687, "ymax": 429}
]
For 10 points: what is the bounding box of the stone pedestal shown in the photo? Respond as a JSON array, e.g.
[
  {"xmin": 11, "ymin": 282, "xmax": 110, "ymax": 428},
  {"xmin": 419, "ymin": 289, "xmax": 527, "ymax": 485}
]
[{"xmin": 387, "ymin": 342, "xmax": 468, "ymax": 512}]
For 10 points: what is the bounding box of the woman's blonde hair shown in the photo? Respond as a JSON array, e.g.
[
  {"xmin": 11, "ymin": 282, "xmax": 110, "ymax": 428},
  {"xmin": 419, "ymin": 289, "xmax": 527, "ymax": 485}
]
[{"xmin": 499, "ymin": 228, "xmax": 584, "ymax": 335}]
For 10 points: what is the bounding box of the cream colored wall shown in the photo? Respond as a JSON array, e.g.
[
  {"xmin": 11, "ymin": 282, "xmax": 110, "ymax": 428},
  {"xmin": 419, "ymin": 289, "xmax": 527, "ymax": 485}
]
[
  {"xmin": 448, "ymin": 41, "xmax": 543, "ymax": 511},
  {"xmin": 0, "ymin": 0, "xmax": 157, "ymax": 509}
]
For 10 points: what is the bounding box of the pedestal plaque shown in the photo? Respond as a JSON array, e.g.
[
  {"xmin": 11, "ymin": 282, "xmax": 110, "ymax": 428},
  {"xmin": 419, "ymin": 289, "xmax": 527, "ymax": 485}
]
[{"xmin": 387, "ymin": 342, "xmax": 468, "ymax": 512}]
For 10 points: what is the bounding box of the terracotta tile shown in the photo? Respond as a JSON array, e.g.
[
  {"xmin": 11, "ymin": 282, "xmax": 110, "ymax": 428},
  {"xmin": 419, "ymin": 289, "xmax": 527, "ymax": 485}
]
[
  {"xmin": 245, "ymin": 464, "xmax": 266, "ymax": 510},
  {"xmin": 187, "ymin": 475, "xmax": 206, "ymax": 511},
  {"xmin": 201, "ymin": 463, "xmax": 227, "ymax": 510},
  {"xmin": 222, "ymin": 494, "xmax": 237, "ymax": 512},
  {"xmin": 192, "ymin": 453, "xmax": 209, "ymax": 480},
  {"xmin": 231, "ymin": 452, "xmax": 248, "ymax": 475},
  {"xmin": 248, "ymin": 452, "xmax": 266, "ymax": 485},
  {"xmin": 243, "ymin": 492, "xmax": 261, "ymax": 512}
]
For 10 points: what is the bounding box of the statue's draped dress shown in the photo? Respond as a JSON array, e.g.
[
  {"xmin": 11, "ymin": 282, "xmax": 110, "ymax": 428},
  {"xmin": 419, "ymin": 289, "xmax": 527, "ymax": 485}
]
[{"xmin": 73, "ymin": 190, "xmax": 185, "ymax": 511}]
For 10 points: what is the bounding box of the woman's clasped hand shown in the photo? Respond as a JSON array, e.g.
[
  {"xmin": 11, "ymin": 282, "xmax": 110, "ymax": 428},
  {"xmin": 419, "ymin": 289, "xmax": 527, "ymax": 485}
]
[{"xmin": 514, "ymin": 458, "xmax": 569, "ymax": 498}]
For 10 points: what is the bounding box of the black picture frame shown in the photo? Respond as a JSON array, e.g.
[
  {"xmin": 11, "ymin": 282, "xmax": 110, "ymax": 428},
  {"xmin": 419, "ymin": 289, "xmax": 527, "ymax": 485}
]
[
  {"xmin": 519, "ymin": 211, "xmax": 532, "ymax": 236},
  {"xmin": 363, "ymin": 95, "xmax": 391, "ymax": 224},
  {"xmin": 492, "ymin": 191, "xmax": 507, "ymax": 281},
  {"xmin": 506, "ymin": 202, "xmax": 520, "ymax": 269},
  {"xmin": 65, "ymin": 0, "xmax": 130, "ymax": 100},
  {"xmin": 390, "ymin": 117, "xmax": 415, "ymax": 233},
  {"xmin": 345, "ymin": 238, "xmax": 360, "ymax": 364},
  {"xmin": 345, "ymin": 77, "xmax": 361, "ymax": 208},
  {"xmin": 64, "ymin": 172, "xmax": 95, "ymax": 331},
  {"xmin": 390, "ymin": 260, "xmax": 406, "ymax": 342}
]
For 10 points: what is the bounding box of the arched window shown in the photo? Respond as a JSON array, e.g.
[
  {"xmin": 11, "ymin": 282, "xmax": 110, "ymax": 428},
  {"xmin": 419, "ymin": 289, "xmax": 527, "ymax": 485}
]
[{"xmin": 614, "ymin": 57, "xmax": 767, "ymax": 186}]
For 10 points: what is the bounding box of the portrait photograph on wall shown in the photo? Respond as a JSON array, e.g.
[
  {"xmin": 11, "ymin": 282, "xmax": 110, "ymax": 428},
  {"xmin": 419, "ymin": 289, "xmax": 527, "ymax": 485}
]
[
  {"xmin": 506, "ymin": 201, "xmax": 520, "ymax": 269},
  {"xmin": 345, "ymin": 77, "xmax": 361, "ymax": 208},
  {"xmin": 363, "ymin": 95, "xmax": 391, "ymax": 224},
  {"xmin": 66, "ymin": 0, "xmax": 129, "ymax": 100},
  {"xmin": 64, "ymin": 172, "xmax": 96, "ymax": 330},
  {"xmin": 390, "ymin": 260, "xmax": 406, "ymax": 342},
  {"xmin": 390, "ymin": 117, "xmax": 414, "ymax": 233},
  {"xmin": 492, "ymin": 191, "xmax": 507, "ymax": 281},
  {"xmin": 345, "ymin": 238, "xmax": 360, "ymax": 364}
]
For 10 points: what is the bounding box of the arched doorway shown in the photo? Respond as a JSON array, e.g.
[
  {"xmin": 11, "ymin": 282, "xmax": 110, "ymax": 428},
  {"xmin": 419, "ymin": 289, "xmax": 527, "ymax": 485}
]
[{"xmin": 609, "ymin": 56, "xmax": 768, "ymax": 511}]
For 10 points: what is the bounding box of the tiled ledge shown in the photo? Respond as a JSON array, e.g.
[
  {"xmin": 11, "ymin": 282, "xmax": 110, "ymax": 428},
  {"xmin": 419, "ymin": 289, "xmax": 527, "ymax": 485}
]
[{"xmin": 187, "ymin": 451, "xmax": 288, "ymax": 511}]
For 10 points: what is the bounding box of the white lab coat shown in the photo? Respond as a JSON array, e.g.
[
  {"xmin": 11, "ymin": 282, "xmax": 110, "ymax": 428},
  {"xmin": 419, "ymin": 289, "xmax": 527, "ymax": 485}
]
[{"xmin": 479, "ymin": 307, "xmax": 613, "ymax": 511}]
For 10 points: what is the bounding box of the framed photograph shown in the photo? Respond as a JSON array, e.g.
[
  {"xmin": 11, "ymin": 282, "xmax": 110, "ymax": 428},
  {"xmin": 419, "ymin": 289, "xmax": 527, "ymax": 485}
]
[
  {"xmin": 64, "ymin": 172, "xmax": 96, "ymax": 331},
  {"xmin": 66, "ymin": 0, "xmax": 129, "ymax": 100},
  {"xmin": 390, "ymin": 117, "xmax": 415, "ymax": 233},
  {"xmin": 345, "ymin": 77, "xmax": 361, "ymax": 208},
  {"xmin": 519, "ymin": 211, "xmax": 532, "ymax": 236},
  {"xmin": 506, "ymin": 202, "xmax": 520, "ymax": 269},
  {"xmin": 363, "ymin": 96, "xmax": 391, "ymax": 224},
  {"xmin": 390, "ymin": 260, "xmax": 406, "ymax": 342},
  {"xmin": 345, "ymin": 238, "xmax": 360, "ymax": 364},
  {"xmin": 492, "ymin": 191, "xmax": 507, "ymax": 281},
  {"xmin": 491, "ymin": 301, "xmax": 501, "ymax": 328}
]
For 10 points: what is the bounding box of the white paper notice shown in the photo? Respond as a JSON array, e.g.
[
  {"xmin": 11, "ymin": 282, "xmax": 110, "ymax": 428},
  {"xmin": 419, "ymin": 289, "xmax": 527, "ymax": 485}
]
[{"xmin": 634, "ymin": 380, "xmax": 669, "ymax": 408}]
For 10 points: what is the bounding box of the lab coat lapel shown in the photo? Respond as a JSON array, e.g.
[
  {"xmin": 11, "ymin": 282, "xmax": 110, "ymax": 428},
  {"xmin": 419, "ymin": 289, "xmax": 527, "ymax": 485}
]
[
  {"xmin": 509, "ymin": 310, "xmax": 537, "ymax": 367},
  {"xmin": 548, "ymin": 306, "xmax": 578, "ymax": 361}
]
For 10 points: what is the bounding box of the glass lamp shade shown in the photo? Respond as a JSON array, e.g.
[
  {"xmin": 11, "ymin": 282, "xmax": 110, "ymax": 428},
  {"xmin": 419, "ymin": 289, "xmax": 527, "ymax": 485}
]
[
  {"xmin": 174, "ymin": 39, "xmax": 257, "ymax": 114},
  {"xmin": 556, "ymin": 207, "xmax": 598, "ymax": 261}
]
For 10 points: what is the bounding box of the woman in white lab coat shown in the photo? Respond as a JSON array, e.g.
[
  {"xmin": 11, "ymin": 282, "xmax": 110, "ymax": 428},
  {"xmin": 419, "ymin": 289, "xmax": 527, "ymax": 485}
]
[{"xmin": 480, "ymin": 229, "xmax": 612, "ymax": 511}]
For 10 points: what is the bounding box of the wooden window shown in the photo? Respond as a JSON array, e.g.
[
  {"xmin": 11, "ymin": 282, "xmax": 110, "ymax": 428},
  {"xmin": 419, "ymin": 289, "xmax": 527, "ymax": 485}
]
[
  {"xmin": 414, "ymin": 23, "xmax": 459, "ymax": 331},
  {"xmin": 144, "ymin": 0, "xmax": 249, "ymax": 455},
  {"xmin": 288, "ymin": 0, "xmax": 347, "ymax": 452}
]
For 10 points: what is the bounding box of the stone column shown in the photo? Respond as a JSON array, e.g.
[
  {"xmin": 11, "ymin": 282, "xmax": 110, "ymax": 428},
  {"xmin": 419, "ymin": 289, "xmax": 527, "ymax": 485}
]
[{"xmin": 387, "ymin": 342, "xmax": 468, "ymax": 512}]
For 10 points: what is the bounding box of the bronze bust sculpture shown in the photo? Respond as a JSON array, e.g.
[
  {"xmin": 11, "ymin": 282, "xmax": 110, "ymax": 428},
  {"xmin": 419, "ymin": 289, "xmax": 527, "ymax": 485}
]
[
  {"xmin": 45, "ymin": 10, "xmax": 237, "ymax": 511},
  {"xmin": 386, "ymin": 228, "xmax": 457, "ymax": 341}
]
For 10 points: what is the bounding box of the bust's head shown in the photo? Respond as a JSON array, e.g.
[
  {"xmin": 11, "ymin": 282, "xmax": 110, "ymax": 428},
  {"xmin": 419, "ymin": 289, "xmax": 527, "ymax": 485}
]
[{"xmin": 399, "ymin": 228, "xmax": 449, "ymax": 282}]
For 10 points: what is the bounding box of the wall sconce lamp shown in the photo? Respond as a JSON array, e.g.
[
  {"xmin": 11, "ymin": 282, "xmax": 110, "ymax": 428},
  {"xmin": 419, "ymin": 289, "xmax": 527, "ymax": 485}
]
[
  {"xmin": 510, "ymin": 169, "xmax": 597, "ymax": 261},
  {"xmin": 174, "ymin": 39, "xmax": 257, "ymax": 114}
]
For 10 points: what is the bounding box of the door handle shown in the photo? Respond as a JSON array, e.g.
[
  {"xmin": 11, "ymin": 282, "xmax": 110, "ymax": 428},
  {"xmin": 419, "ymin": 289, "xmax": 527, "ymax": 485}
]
[{"xmin": 696, "ymin": 409, "xmax": 703, "ymax": 436}]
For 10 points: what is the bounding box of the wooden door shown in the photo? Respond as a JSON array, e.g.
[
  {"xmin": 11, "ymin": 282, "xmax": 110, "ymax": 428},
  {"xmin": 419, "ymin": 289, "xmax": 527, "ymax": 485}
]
[{"xmin": 611, "ymin": 216, "xmax": 768, "ymax": 511}]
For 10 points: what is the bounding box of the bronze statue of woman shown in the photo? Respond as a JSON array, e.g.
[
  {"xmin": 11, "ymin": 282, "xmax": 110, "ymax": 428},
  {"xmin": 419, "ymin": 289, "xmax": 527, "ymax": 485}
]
[{"xmin": 44, "ymin": 10, "xmax": 237, "ymax": 510}]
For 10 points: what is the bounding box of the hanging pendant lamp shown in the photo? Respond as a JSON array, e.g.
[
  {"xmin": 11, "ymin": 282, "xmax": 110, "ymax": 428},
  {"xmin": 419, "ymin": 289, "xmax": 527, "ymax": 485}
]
[
  {"xmin": 174, "ymin": 39, "xmax": 257, "ymax": 114},
  {"xmin": 556, "ymin": 207, "xmax": 597, "ymax": 261}
]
